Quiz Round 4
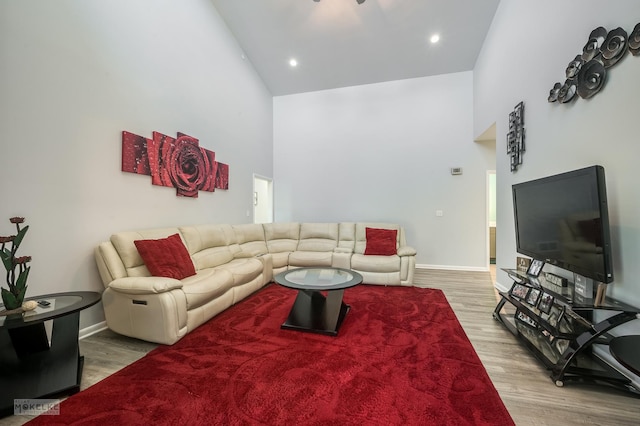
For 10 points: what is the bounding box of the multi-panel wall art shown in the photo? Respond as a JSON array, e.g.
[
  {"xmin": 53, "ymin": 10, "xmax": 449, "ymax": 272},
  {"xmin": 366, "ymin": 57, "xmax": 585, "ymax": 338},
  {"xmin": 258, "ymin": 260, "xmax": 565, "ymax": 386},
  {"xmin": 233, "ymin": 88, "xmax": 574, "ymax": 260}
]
[
  {"xmin": 122, "ymin": 131, "xmax": 229, "ymax": 198},
  {"xmin": 507, "ymin": 102, "xmax": 525, "ymax": 172}
]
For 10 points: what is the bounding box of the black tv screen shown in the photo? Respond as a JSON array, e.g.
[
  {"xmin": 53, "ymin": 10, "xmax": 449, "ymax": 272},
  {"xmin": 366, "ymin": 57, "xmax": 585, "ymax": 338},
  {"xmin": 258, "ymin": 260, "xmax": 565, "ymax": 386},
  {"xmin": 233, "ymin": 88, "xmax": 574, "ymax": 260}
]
[{"xmin": 512, "ymin": 165, "xmax": 614, "ymax": 283}]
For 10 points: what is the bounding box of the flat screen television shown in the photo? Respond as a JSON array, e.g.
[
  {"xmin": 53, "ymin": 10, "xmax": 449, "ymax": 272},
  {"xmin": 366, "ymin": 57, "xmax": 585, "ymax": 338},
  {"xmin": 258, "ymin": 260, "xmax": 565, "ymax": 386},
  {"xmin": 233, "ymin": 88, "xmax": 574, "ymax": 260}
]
[{"xmin": 512, "ymin": 165, "xmax": 614, "ymax": 283}]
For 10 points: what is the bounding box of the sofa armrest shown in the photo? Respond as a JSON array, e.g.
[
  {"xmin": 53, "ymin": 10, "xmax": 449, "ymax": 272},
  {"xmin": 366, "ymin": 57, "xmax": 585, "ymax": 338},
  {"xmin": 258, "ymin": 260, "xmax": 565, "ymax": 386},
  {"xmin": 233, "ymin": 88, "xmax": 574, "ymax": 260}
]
[
  {"xmin": 397, "ymin": 246, "xmax": 417, "ymax": 256},
  {"xmin": 108, "ymin": 276, "xmax": 183, "ymax": 295}
]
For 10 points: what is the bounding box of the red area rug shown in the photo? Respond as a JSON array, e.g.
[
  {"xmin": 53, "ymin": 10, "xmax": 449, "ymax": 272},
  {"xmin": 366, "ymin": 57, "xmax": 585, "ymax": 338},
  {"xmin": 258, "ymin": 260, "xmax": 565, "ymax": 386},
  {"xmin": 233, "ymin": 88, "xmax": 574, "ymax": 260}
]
[{"xmin": 28, "ymin": 284, "xmax": 513, "ymax": 425}]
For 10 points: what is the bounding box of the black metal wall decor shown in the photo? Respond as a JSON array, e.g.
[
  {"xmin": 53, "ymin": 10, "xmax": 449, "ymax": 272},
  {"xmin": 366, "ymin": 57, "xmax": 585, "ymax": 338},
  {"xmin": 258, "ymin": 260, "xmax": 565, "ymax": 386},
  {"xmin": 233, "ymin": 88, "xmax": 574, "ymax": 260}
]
[
  {"xmin": 507, "ymin": 102, "xmax": 525, "ymax": 172},
  {"xmin": 549, "ymin": 23, "xmax": 640, "ymax": 104}
]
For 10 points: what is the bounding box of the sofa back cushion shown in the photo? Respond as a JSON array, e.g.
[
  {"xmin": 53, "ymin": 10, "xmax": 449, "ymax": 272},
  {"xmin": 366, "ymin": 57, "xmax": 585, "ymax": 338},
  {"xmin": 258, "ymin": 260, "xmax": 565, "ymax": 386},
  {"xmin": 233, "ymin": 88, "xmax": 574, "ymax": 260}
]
[
  {"xmin": 338, "ymin": 222, "xmax": 356, "ymax": 251},
  {"xmin": 110, "ymin": 228, "xmax": 182, "ymax": 277},
  {"xmin": 179, "ymin": 224, "xmax": 235, "ymax": 270},
  {"xmin": 354, "ymin": 223, "xmax": 401, "ymax": 255},
  {"xmin": 297, "ymin": 223, "xmax": 338, "ymax": 252},
  {"xmin": 264, "ymin": 222, "xmax": 300, "ymax": 253},
  {"xmin": 232, "ymin": 223, "xmax": 268, "ymax": 255}
]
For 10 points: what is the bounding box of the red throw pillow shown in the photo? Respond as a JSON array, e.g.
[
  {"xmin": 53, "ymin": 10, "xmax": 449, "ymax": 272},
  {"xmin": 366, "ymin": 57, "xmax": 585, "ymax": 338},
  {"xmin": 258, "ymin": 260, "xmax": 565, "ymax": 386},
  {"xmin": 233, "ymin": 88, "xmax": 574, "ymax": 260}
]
[
  {"xmin": 364, "ymin": 227, "xmax": 398, "ymax": 256},
  {"xmin": 134, "ymin": 233, "xmax": 196, "ymax": 280}
]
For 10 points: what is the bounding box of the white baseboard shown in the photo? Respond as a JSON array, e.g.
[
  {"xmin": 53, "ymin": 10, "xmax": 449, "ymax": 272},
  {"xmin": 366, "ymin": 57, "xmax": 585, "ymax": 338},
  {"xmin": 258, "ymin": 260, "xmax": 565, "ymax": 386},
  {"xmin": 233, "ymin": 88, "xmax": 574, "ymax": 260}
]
[
  {"xmin": 79, "ymin": 321, "xmax": 108, "ymax": 340},
  {"xmin": 416, "ymin": 264, "xmax": 489, "ymax": 272},
  {"xmin": 494, "ymin": 280, "xmax": 510, "ymax": 292}
]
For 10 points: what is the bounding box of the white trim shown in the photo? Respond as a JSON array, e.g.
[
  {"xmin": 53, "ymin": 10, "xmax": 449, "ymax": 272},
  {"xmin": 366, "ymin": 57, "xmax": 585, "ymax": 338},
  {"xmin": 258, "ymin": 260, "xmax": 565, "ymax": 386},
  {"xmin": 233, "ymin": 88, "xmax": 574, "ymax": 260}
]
[
  {"xmin": 79, "ymin": 321, "xmax": 108, "ymax": 340},
  {"xmin": 486, "ymin": 170, "xmax": 496, "ymax": 270},
  {"xmin": 494, "ymin": 280, "xmax": 510, "ymax": 293},
  {"xmin": 416, "ymin": 264, "xmax": 489, "ymax": 272}
]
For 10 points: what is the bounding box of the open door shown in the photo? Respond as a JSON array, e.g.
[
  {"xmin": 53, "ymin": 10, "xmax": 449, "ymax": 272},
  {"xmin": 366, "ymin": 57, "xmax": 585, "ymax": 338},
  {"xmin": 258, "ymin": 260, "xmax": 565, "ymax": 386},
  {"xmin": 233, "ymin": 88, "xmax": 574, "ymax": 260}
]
[
  {"xmin": 253, "ymin": 174, "xmax": 273, "ymax": 224},
  {"xmin": 488, "ymin": 170, "xmax": 496, "ymax": 265}
]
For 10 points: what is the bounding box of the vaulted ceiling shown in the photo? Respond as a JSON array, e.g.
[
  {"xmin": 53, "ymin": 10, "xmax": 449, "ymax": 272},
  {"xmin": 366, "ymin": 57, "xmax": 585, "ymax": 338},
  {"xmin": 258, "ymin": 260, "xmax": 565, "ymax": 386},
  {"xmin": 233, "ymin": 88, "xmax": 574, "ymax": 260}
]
[{"xmin": 210, "ymin": 0, "xmax": 501, "ymax": 95}]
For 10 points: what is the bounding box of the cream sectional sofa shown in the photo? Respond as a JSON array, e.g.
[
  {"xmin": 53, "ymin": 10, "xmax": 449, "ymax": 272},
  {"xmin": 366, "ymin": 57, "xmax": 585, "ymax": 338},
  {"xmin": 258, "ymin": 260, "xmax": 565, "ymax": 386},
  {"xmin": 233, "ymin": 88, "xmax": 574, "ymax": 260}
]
[{"xmin": 95, "ymin": 222, "xmax": 416, "ymax": 344}]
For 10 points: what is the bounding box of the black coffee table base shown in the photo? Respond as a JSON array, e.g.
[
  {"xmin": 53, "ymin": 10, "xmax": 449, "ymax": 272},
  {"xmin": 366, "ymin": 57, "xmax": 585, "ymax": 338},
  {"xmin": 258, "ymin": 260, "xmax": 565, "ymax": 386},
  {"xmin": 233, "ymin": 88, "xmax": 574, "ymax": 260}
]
[{"xmin": 281, "ymin": 289, "xmax": 350, "ymax": 336}]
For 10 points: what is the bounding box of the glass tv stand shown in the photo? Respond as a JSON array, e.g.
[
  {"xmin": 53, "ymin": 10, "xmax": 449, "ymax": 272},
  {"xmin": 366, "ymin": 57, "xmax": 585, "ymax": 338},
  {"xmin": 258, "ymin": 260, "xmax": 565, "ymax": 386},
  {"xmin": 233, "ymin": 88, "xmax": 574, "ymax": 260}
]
[{"xmin": 493, "ymin": 268, "xmax": 640, "ymax": 395}]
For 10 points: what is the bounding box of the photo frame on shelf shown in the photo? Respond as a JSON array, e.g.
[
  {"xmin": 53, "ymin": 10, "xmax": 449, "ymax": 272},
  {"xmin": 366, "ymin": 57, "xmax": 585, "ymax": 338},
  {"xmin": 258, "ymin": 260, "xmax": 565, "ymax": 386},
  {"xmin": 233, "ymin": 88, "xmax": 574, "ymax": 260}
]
[
  {"xmin": 527, "ymin": 259, "xmax": 545, "ymax": 277},
  {"xmin": 555, "ymin": 338, "xmax": 569, "ymax": 354},
  {"xmin": 541, "ymin": 329, "xmax": 556, "ymax": 344},
  {"xmin": 547, "ymin": 304, "xmax": 564, "ymax": 328},
  {"xmin": 528, "ymin": 276, "xmax": 541, "ymax": 288},
  {"xmin": 510, "ymin": 283, "xmax": 530, "ymax": 300},
  {"xmin": 517, "ymin": 256, "xmax": 531, "ymax": 273},
  {"xmin": 544, "ymin": 272, "xmax": 567, "ymax": 287},
  {"xmin": 526, "ymin": 288, "xmax": 541, "ymax": 306},
  {"xmin": 538, "ymin": 293, "xmax": 555, "ymax": 314},
  {"xmin": 516, "ymin": 310, "xmax": 538, "ymax": 329}
]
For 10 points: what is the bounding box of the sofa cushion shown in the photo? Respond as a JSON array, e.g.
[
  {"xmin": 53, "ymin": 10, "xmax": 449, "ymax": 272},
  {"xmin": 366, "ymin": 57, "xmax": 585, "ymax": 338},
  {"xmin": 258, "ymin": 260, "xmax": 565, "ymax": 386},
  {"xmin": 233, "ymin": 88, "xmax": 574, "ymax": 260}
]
[
  {"xmin": 351, "ymin": 253, "xmax": 401, "ymax": 273},
  {"xmin": 180, "ymin": 224, "xmax": 236, "ymax": 270},
  {"xmin": 134, "ymin": 234, "xmax": 196, "ymax": 280},
  {"xmin": 232, "ymin": 223, "xmax": 268, "ymax": 255},
  {"xmin": 297, "ymin": 223, "xmax": 338, "ymax": 252},
  {"xmin": 364, "ymin": 227, "xmax": 398, "ymax": 256},
  {"xmin": 180, "ymin": 268, "xmax": 235, "ymax": 310},
  {"xmin": 271, "ymin": 252, "xmax": 291, "ymax": 269},
  {"xmin": 215, "ymin": 257, "xmax": 263, "ymax": 286},
  {"xmin": 110, "ymin": 228, "xmax": 182, "ymax": 272},
  {"xmin": 337, "ymin": 222, "xmax": 356, "ymax": 251},
  {"xmin": 289, "ymin": 251, "xmax": 333, "ymax": 267},
  {"xmin": 264, "ymin": 223, "xmax": 300, "ymax": 253}
]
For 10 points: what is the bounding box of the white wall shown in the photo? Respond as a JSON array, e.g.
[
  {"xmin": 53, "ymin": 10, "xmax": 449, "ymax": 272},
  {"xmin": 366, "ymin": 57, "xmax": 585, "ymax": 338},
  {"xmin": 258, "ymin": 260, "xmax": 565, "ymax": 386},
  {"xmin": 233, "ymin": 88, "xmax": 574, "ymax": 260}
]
[
  {"xmin": 475, "ymin": 0, "xmax": 640, "ymax": 384},
  {"xmin": 274, "ymin": 72, "xmax": 496, "ymax": 269},
  {"xmin": 475, "ymin": 0, "xmax": 640, "ymax": 308},
  {"xmin": 0, "ymin": 0, "xmax": 273, "ymax": 329}
]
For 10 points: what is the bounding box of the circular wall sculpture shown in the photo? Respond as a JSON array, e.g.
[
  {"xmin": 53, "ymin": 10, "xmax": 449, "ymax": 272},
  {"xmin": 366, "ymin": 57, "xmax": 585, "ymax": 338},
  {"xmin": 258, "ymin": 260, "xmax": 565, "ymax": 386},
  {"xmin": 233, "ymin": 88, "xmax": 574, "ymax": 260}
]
[{"xmin": 548, "ymin": 24, "xmax": 637, "ymax": 104}]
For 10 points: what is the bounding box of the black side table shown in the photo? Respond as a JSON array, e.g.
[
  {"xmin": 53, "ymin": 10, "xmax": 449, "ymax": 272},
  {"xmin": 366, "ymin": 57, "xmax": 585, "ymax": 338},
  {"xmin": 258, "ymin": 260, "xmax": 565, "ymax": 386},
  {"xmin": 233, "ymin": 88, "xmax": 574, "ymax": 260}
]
[
  {"xmin": 609, "ymin": 335, "xmax": 640, "ymax": 376},
  {"xmin": 0, "ymin": 291, "xmax": 101, "ymax": 417}
]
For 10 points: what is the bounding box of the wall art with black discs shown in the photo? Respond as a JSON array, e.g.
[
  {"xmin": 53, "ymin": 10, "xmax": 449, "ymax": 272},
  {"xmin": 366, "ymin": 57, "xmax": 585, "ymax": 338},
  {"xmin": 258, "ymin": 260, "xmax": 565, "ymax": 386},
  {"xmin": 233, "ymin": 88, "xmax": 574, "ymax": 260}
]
[{"xmin": 548, "ymin": 23, "xmax": 640, "ymax": 104}]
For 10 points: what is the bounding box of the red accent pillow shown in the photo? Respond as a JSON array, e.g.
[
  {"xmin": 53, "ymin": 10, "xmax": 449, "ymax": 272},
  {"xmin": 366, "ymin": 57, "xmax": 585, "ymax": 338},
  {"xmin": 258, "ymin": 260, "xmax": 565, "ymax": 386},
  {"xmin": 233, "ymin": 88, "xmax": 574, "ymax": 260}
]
[
  {"xmin": 364, "ymin": 227, "xmax": 398, "ymax": 256},
  {"xmin": 134, "ymin": 233, "xmax": 196, "ymax": 280}
]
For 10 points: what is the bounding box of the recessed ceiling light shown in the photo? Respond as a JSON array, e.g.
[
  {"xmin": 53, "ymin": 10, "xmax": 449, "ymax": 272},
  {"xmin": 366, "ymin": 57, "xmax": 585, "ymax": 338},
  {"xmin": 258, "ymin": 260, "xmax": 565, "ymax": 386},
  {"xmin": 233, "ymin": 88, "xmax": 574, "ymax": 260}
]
[
  {"xmin": 289, "ymin": 59, "xmax": 298, "ymax": 67},
  {"xmin": 430, "ymin": 34, "xmax": 440, "ymax": 44}
]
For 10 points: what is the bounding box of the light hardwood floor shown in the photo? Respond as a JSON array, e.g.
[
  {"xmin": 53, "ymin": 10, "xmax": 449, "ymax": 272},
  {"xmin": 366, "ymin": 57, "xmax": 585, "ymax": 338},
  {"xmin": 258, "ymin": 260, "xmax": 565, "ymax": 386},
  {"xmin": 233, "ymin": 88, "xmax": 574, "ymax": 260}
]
[{"xmin": 3, "ymin": 268, "xmax": 639, "ymax": 425}]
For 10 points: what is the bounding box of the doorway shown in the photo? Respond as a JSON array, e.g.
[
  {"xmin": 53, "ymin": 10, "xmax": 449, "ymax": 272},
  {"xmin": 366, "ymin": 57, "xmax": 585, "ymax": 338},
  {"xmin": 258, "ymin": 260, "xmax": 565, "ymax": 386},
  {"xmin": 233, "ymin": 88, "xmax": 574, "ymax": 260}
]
[
  {"xmin": 488, "ymin": 170, "xmax": 496, "ymax": 265},
  {"xmin": 253, "ymin": 174, "xmax": 273, "ymax": 224},
  {"xmin": 476, "ymin": 122, "xmax": 497, "ymax": 274}
]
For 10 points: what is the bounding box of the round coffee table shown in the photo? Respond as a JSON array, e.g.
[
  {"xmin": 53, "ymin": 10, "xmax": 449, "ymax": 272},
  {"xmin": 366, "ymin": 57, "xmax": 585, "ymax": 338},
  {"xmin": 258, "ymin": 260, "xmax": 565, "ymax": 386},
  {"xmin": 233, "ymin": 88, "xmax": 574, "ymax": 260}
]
[{"xmin": 274, "ymin": 267, "xmax": 362, "ymax": 336}]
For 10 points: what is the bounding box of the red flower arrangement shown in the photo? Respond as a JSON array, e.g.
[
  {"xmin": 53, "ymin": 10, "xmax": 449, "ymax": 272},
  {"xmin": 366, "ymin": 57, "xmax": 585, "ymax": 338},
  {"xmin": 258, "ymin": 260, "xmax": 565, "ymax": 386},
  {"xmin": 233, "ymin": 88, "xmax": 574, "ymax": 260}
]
[{"xmin": 1, "ymin": 217, "xmax": 31, "ymax": 311}]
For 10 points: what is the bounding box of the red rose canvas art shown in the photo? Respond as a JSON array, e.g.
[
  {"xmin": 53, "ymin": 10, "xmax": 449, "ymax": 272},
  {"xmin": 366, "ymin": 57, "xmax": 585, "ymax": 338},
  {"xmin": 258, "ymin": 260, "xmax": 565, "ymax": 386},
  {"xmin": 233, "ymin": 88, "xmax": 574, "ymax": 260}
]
[{"xmin": 121, "ymin": 131, "xmax": 229, "ymax": 197}]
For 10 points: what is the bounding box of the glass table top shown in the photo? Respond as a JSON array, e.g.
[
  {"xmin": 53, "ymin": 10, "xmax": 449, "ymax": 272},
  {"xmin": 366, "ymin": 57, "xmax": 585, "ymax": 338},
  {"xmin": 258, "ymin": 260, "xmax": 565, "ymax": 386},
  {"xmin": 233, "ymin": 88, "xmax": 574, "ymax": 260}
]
[
  {"xmin": 0, "ymin": 291, "xmax": 100, "ymax": 329},
  {"xmin": 276, "ymin": 267, "xmax": 363, "ymax": 291}
]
